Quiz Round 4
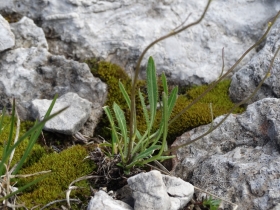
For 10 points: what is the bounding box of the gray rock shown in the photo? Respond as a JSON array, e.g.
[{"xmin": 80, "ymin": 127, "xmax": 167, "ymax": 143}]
[
  {"xmin": 31, "ymin": 92, "xmax": 92, "ymax": 135},
  {"xmin": 1, "ymin": 1, "xmax": 279, "ymax": 85},
  {"xmin": 10, "ymin": 16, "xmax": 48, "ymax": 49},
  {"xmin": 0, "ymin": 14, "xmax": 15, "ymax": 52},
  {"xmin": 271, "ymin": 203, "xmax": 280, "ymax": 210},
  {"xmin": 127, "ymin": 170, "xmax": 194, "ymax": 210},
  {"xmin": 0, "ymin": 47, "xmax": 107, "ymax": 135},
  {"xmin": 162, "ymin": 174, "xmax": 194, "ymax": 210},
  {"xmin": 172, "ymin": 98, "xmax": 280, "ymax": 210},
  {"xmin": 229, "ymin": 18, "xmax": 280, "ymax": 104},
  {"xmin": 87, "ymin": 190, "xmax": 133, "ymax": 210}
]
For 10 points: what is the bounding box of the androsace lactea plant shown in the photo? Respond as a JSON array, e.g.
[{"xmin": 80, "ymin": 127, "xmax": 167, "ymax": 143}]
[{"xmin": 103, "ymin": 57, "xmax": 177, "ymax": 173}]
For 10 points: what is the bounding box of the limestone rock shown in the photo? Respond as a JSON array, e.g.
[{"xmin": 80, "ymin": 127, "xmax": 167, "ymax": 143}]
[
  {"xmin": 31, "ymin": 92, "xmax": 92, "ymax": 135},
  {"xmin": 1, "ymin": 1, "xmax": 279, "ymax": 85},
  {"xmin": 229, "ymin": 18, "xmax": 280, "ymax": 104},
  {"xmin": 162, "ymin": 174, "xmax": 194, "ymax": 210},
  {"xmin": 127, "ymin": 170, "xmax": 194, "ymax": 210},
  {"xmin": 0, "ymin": 14, "xmax": 15, "ymax": 52},
  {"xmin": 87, "ymin": 191, "xmax": 133, "ymax": 210},
  {"xmin": 0, "ymin": 47, "xmax": 107, "ymax": 135},
  {"xmin": 10, "ymin": 16, "xmax": 48, "ymax": 49},
  {"xmin": 172, "ymin": 98, "xmax": 280, "ymax": 210}
]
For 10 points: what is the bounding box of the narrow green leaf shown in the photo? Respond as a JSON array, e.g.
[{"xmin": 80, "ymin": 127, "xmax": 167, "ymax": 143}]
[
  {"xmin": 103, "ymin": 106, "xmax": 119, "ymax": 155},
  {"xmin": 161, "ymin": 92, "xmax": 169, "ymax": 153},
  {"xmin": 147, "ymin": 56, "xmax": 158, "ymax": 128},
  {"xmin": 113, "ymin": 103, "xmax": 128, "ymax": 156},
  {"xmin": 0, "ymin": 107, "xmax": 68, "ymax": 177},
  {"xmin": 6, "ymin": 99, "xmax": 16, "ymax": 153},
  {"xmin": 13, "ymin": 95, "xmax": 60, "ymax": 175},
  {"xmin": 0, "ymin": 174, "xmax": 50, "ymax": 201},
  {"xmin": 119, "ymin": 81, "xmax": 131, "ymax": 109},
  {"xmin": 127, "ymin": 145, "xmax": 161, "ymax": 168},
  {"xmin": 141, "ymin": 155, "xmax": 175, "ymax": 166},
  {"xmin": 0, "ymin": 106, "xmax": 6, "ymax": 136},
  {"xmin": 161, "ymin": 73, "xmax": 168, "ymax": 96},
  {"xmin": 167, "ymin": 86, "xmax": 178, "ymax": 118},
  {"xmin": 139, "ymin": 90, "xmax": 150, "ymax": 130}
]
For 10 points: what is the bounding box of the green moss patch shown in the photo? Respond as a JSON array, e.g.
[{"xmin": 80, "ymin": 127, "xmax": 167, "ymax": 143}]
[
  {"xmin": 18, "ymin": 145, "xmax": 95, "ymax": 209},
  {"xmin": 164, "ymin": 80, "xmax": 245, "ymax": 141}
]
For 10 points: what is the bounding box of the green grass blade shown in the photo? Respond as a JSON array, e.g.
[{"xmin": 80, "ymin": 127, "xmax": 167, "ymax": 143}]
[
  {"xmin": 141, "ymin": 155, "xmax": 175, "ymax": 166},
  {"xmin": 119, "ymin": 81, "xmax": 131, "ymax": 109},
  {"xmin": 147, "ymin": 56, "xmax": 158, "ymax": 128},
  {"xmin": 139, "ymin": 90, "xmax": 150, "ymax": 131},
  {"xmin": 103, "ymin": 106, "xmax": 119, "ymax": 155},
  {"xmin": 6, "ymin": 99, "xmax": 16, "ymax": 153},
  {"xmin": 167, "ymin": 86, "xmax": 178, "ymax": 118},
  {"xmin": 0, "ymin": 100, "xmax": 16, "ymax": 175},
  {"xmin": 113, "ymin": 103, "xmax": 128, "ymax": 156},
  {"xmin": 0, "ymin": 174, "xmax": 50, "ymax": 201},
  {"xmin": 161, "ymin": 92, "xmax": 169, "ymax": 153},
  {"xmin": 127, "ymin": 145, "xmax": 161, "ymax": 168},
  {"xmin": 13, "ymin": 95, "xmax": 59, "ymax": 174},
  {"xmin": 0, "ymin": 107, "xmax": 68, "ymax": 176},
  {"xmin": 0, "ymin": 106, "xmax": 6, "ymax": 136},
  {"xmin": 161, "ymin": 73, "xmax": 168, "ymax": 96}
]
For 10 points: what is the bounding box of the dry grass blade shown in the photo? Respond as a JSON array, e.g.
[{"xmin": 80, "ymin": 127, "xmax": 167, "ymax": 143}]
[
  {"xmin": 66, "ymin": 175, "xmax": 102, "ymax": 208},
  {"xmin": 40, "ymin": 199, "xmax": 80, "ymax": 210}
]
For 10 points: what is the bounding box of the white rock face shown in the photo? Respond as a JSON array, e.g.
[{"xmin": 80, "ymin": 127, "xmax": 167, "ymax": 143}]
[
  {"xmin": 87, "ymin": 191, "xmax": 133, "ymax": 210},
  {"xmin": 0, "ymin": 47, "xmax": 107, "ymax": 135},
  {"xmin": 229, "ymin": 18, "xmax": 280, "ymax": 104},
  {"xmin": 127, "ymin": 170, "xmax": 194, "ymax": 210},
  {"xmin": 31, "ymin": 92, "xmax": 92, "ymax": 135},
  {"xmin": 0, "ymin": 15, "xmax": 15, "ymax": 51},
  {"xmin": 0, "ymin": 47, "xmax": 106, "ymax": 107},
  {"xmin": 1, "ymin": 1, "xmax": 279, "ymax": 85},
  {"xmin": 173, "ymin": 98, "xmax": 280, "ymax": 210},
  {"xmin": 10, "ymin": 16, "xmax": 48, "ymax": 49}
]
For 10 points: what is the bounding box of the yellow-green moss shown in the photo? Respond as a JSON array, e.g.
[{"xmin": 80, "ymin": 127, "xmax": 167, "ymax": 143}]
[
  {"xmin": 18, "ymin": 145, "xmax": 95, "ymax": 209},
  {"xmin": 161, "ymin": 80, "xmax": 245, "ymax": 141},
  {"xmin": 0, "ymin": 116, "xmax": 46, "ymax": 168},
  {"xmin": 86, "ymin": 59, "xmax": 147, "ymax": 137}
]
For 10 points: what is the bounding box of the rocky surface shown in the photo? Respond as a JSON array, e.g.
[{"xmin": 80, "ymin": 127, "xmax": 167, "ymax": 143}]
[
  {"xmin": 31, "ymin": 92, "xmax": 92, "ymax": 135},
  {"xmin": 229, "ymin": 18, "xmax": 280, "ymax": 105},
  {"xmin": 10, "ymin": 16, "xmax": 48, "ymax": 49},
  {"xmin": 87, "ymin": 190, "xmax": 133, "ymax": 210},
  {"xmin": 0, "ymin": 14, "xmax": 107, "ymax": 136},
  {"xmin": 0, "ymin": 15, "xmax": 14, "ymax": 52},
  {"xmin": 1, "ymin": 1, "xmax": 279, "ymax": 85},
  {"xmin": 89, "ymin": 171, "xmax": 194, "ymax": 210},
  {"xmin": 127, "ymin": 170, "xmax": 194, "ymax": 210},
  {"xmin": 172, "ymin": 98, "xmax": 280, "ymax": 210}
]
